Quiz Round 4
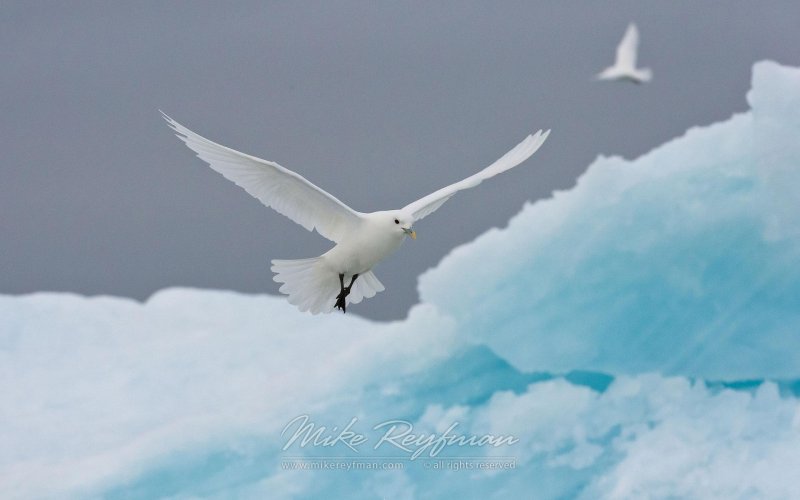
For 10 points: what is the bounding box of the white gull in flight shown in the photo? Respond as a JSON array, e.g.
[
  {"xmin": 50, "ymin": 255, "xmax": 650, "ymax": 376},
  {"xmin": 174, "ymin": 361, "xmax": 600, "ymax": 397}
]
[
  {"xmin": 597, "ymin": 23, "xmax": 652, "ymax": 84},
  {"xmin": 164, "ymin": 112, "xmax": 549, "ymax": 314}
]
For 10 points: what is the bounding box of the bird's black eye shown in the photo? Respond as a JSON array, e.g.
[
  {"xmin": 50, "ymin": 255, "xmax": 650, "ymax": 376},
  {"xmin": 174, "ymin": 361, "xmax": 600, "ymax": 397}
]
[{"xmin": 394, "ymin": 219, "xmax": 400, "ymax": 224}]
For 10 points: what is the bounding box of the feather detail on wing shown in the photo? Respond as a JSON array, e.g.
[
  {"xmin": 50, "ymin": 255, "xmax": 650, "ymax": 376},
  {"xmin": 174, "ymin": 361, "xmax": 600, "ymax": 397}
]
[
  {"xmin": 163, "ymin": 112, "xmax": 362, "ymax": 243},
  {"xmin": 403, "ymin": 129, "xmax": 550, "ymax": 221}
]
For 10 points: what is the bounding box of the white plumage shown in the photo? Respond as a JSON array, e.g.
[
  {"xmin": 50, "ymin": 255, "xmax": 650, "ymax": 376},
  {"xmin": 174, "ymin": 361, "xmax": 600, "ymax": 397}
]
[
  {"xmin": 164, "ymin": 112, "xmax": 549, "ymax": 314},
  {"xmin": 596, "ymin": 23, "xmax": 653, "ymax": 84}
]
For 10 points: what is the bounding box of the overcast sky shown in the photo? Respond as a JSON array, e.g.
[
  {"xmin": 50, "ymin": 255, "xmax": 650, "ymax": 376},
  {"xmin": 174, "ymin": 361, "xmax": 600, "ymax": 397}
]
[{"xmin": 2, "ymin": 1, "xmax": 799, "ymax": 320}]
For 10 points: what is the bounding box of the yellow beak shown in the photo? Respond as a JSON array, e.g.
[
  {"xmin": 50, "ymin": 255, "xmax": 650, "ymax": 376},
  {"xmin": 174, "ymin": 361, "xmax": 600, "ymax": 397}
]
[{"xmin": 404, "ymin": 228, "xmax": 417, "ymax": 239}]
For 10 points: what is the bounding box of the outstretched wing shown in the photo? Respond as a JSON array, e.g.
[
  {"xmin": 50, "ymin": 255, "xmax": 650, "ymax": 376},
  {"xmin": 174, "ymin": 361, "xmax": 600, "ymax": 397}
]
[
  {"xmin": 403, "ymin": 130, "xmax": 550, "ymax": 222},
  {"xmin": 163, "ymin": 112, "xmax": 362, "ymax": 243},
  {"xmin": 615, "ymin": 23, "xmax": 639, "ymax": 69}
]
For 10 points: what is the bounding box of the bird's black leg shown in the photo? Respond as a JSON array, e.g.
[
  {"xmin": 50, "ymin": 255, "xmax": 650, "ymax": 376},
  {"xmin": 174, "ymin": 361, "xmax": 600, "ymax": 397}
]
[
  {"xmin": 334, "ymin": 273, "xmax": 359, "ymax": 313},
  {"xmin": 335, "ymin": 274, "xmax": 346, "ymax": 313}
]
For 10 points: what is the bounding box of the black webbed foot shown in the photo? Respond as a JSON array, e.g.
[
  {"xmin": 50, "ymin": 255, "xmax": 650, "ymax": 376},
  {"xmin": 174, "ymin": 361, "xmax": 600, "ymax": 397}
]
[{"xmin": 334, "ymin": 273, "xmax": 359, "ymax": 313}]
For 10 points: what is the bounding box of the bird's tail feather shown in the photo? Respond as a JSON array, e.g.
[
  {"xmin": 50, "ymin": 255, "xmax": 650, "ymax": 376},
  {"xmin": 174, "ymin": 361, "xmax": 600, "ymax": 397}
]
[{"xmin": 271, "ymin": 257, "xmax": 385, "ymax": 314}]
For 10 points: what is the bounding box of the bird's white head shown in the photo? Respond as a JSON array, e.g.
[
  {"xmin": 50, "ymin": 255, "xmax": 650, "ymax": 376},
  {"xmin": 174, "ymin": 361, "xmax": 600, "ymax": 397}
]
[{"xmin": 389, "ymin": 211, "xmax": 416, "ymax": 240}]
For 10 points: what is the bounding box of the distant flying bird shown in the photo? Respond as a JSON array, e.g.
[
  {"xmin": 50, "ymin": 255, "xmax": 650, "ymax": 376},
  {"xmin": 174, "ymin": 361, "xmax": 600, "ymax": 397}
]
[
  {"xmin": 596, "ymin": 23, "xmax": 652, "ymax": 84},
  {"xmin": 163, "ymin": 112, "xmax": 549, "ymax": 314}
]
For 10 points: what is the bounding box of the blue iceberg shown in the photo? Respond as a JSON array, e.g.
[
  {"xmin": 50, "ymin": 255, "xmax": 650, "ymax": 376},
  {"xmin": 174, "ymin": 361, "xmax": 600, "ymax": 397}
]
[
  {"xmin": 420, "ymin": 60, "xmax": 800, "ymax": 380},
  {"xmin": 1, "ymin": 61, "xmax": 799, "ymax": 499}
]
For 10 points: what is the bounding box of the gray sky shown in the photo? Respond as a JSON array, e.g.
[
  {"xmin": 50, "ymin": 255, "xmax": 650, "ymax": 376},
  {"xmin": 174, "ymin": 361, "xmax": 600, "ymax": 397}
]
[{"xmin": 2, "ymin": 1, "xmax": 799, "ymax": 320}]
